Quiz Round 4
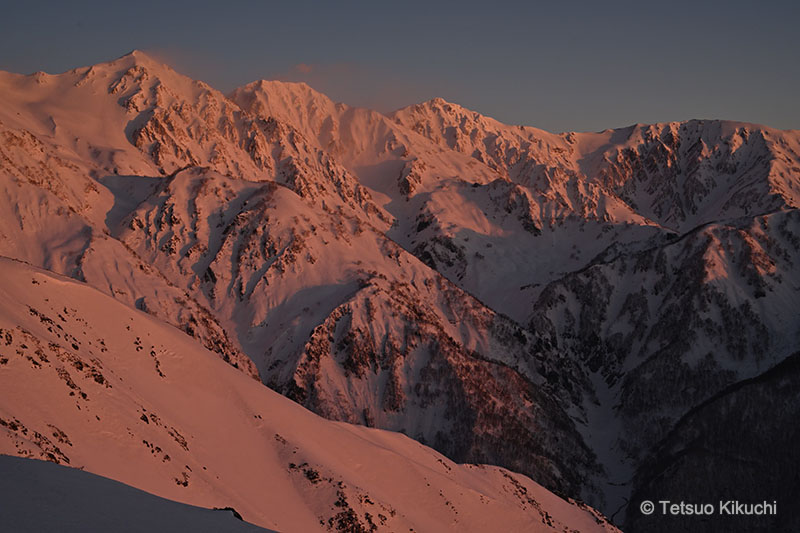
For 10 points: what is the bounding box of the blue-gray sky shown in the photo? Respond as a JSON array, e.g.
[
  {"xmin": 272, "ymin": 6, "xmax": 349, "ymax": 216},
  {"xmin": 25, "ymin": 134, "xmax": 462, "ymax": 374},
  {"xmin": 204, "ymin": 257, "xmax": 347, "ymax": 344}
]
[{"xmin": 1, "ymin": 1, "xmax": 798, "ymax": 133}]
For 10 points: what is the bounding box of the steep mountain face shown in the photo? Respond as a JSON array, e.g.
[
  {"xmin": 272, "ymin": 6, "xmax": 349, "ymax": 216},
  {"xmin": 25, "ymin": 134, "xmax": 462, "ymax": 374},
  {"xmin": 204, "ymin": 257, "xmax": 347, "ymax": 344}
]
[
  {"xmin": 592, "ymin": 120, "xmax": 800, "ymax": 230},
  {"xmin": 0, "ymin": 258, "xmax": 618, "ymax": 533},
  {"xmin": 1, "ymin": 51, "xmax": 799, "ymax": 531},
  {"xmin": 385, "ymin": 98, "xmax": 800, "ymax": 523},
  {"xmin": 110, "ymin": 166, "xmax": 600, "ymax": 500},
  {"xmin": 529, "ymin": 209, "xmax": 800, "ymax": 516},
  {"xmin": 234, "ymin": 83, "xmax": 661, "ymax": 324},
  {"xmin": 390, "ymin": 99, "xmax": 800, "ymax": 227},
  {"xmin": 390, "ymin": 97, "xmax": 576, "ymax": 183},
  {"xmin": 229, "ymin": 81, "xmax": 504, "ymax": 195},
  {"xmin": 0, "ymin": 117, "xmax": 259, "ymax": 379}
]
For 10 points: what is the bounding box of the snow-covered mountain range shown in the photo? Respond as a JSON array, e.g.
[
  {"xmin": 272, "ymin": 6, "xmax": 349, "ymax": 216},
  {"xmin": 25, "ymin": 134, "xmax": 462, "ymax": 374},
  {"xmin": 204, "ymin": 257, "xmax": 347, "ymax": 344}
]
[{"xmin": 1, "ymin": 50, "xmax": 798, "ymax": 532}]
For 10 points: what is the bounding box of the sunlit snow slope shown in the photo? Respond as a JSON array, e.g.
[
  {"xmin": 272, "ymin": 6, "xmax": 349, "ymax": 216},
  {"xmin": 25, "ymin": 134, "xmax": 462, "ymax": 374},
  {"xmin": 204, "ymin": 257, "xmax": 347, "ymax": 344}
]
[{"xmin": 0, "ymin": 257, "xmax": 617, "ymax": 533}]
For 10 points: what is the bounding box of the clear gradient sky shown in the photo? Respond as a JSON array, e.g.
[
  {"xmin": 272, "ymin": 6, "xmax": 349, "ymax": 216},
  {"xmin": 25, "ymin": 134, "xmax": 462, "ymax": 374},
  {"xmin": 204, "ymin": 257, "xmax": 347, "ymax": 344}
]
[{"xmin": 1, "ymin": 0, "xmax": 798, "ymax": 133}]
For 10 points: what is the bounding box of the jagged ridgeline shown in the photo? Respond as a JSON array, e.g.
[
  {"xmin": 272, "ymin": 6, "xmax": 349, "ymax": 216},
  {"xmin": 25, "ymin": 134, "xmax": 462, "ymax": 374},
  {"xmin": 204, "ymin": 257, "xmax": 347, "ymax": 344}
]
[{"xmin": 1, "ymin": 50, "xmax": 798, "ymax": 531}]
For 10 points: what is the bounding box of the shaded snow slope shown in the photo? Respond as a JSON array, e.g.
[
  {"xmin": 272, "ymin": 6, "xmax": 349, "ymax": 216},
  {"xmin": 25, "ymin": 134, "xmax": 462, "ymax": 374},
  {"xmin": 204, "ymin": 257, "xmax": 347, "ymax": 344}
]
[{"xmin": 0, "ymin": 455, "xmax": 270, "ymax": 533}]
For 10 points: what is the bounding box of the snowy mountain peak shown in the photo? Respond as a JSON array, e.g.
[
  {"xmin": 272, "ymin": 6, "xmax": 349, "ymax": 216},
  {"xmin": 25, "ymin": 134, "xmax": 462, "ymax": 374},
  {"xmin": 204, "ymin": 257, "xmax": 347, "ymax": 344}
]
[
  {"xmin": 410, "ymin": 96, "xmax": 472, "ymax": 116},
  {"xmin": 229, "ymin": 79, "xmax": 342, "ymax": 143},
  {"xmin": 392, "ymin": 96, "xmax": 486, "ymax": 129},
  {"xmin": 114, "ymin": 49, "xmax": 169, "ymax": 67},
  {"xmin": 238, "ymin": 79, "xmax": 335, "ymax": 106}
]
